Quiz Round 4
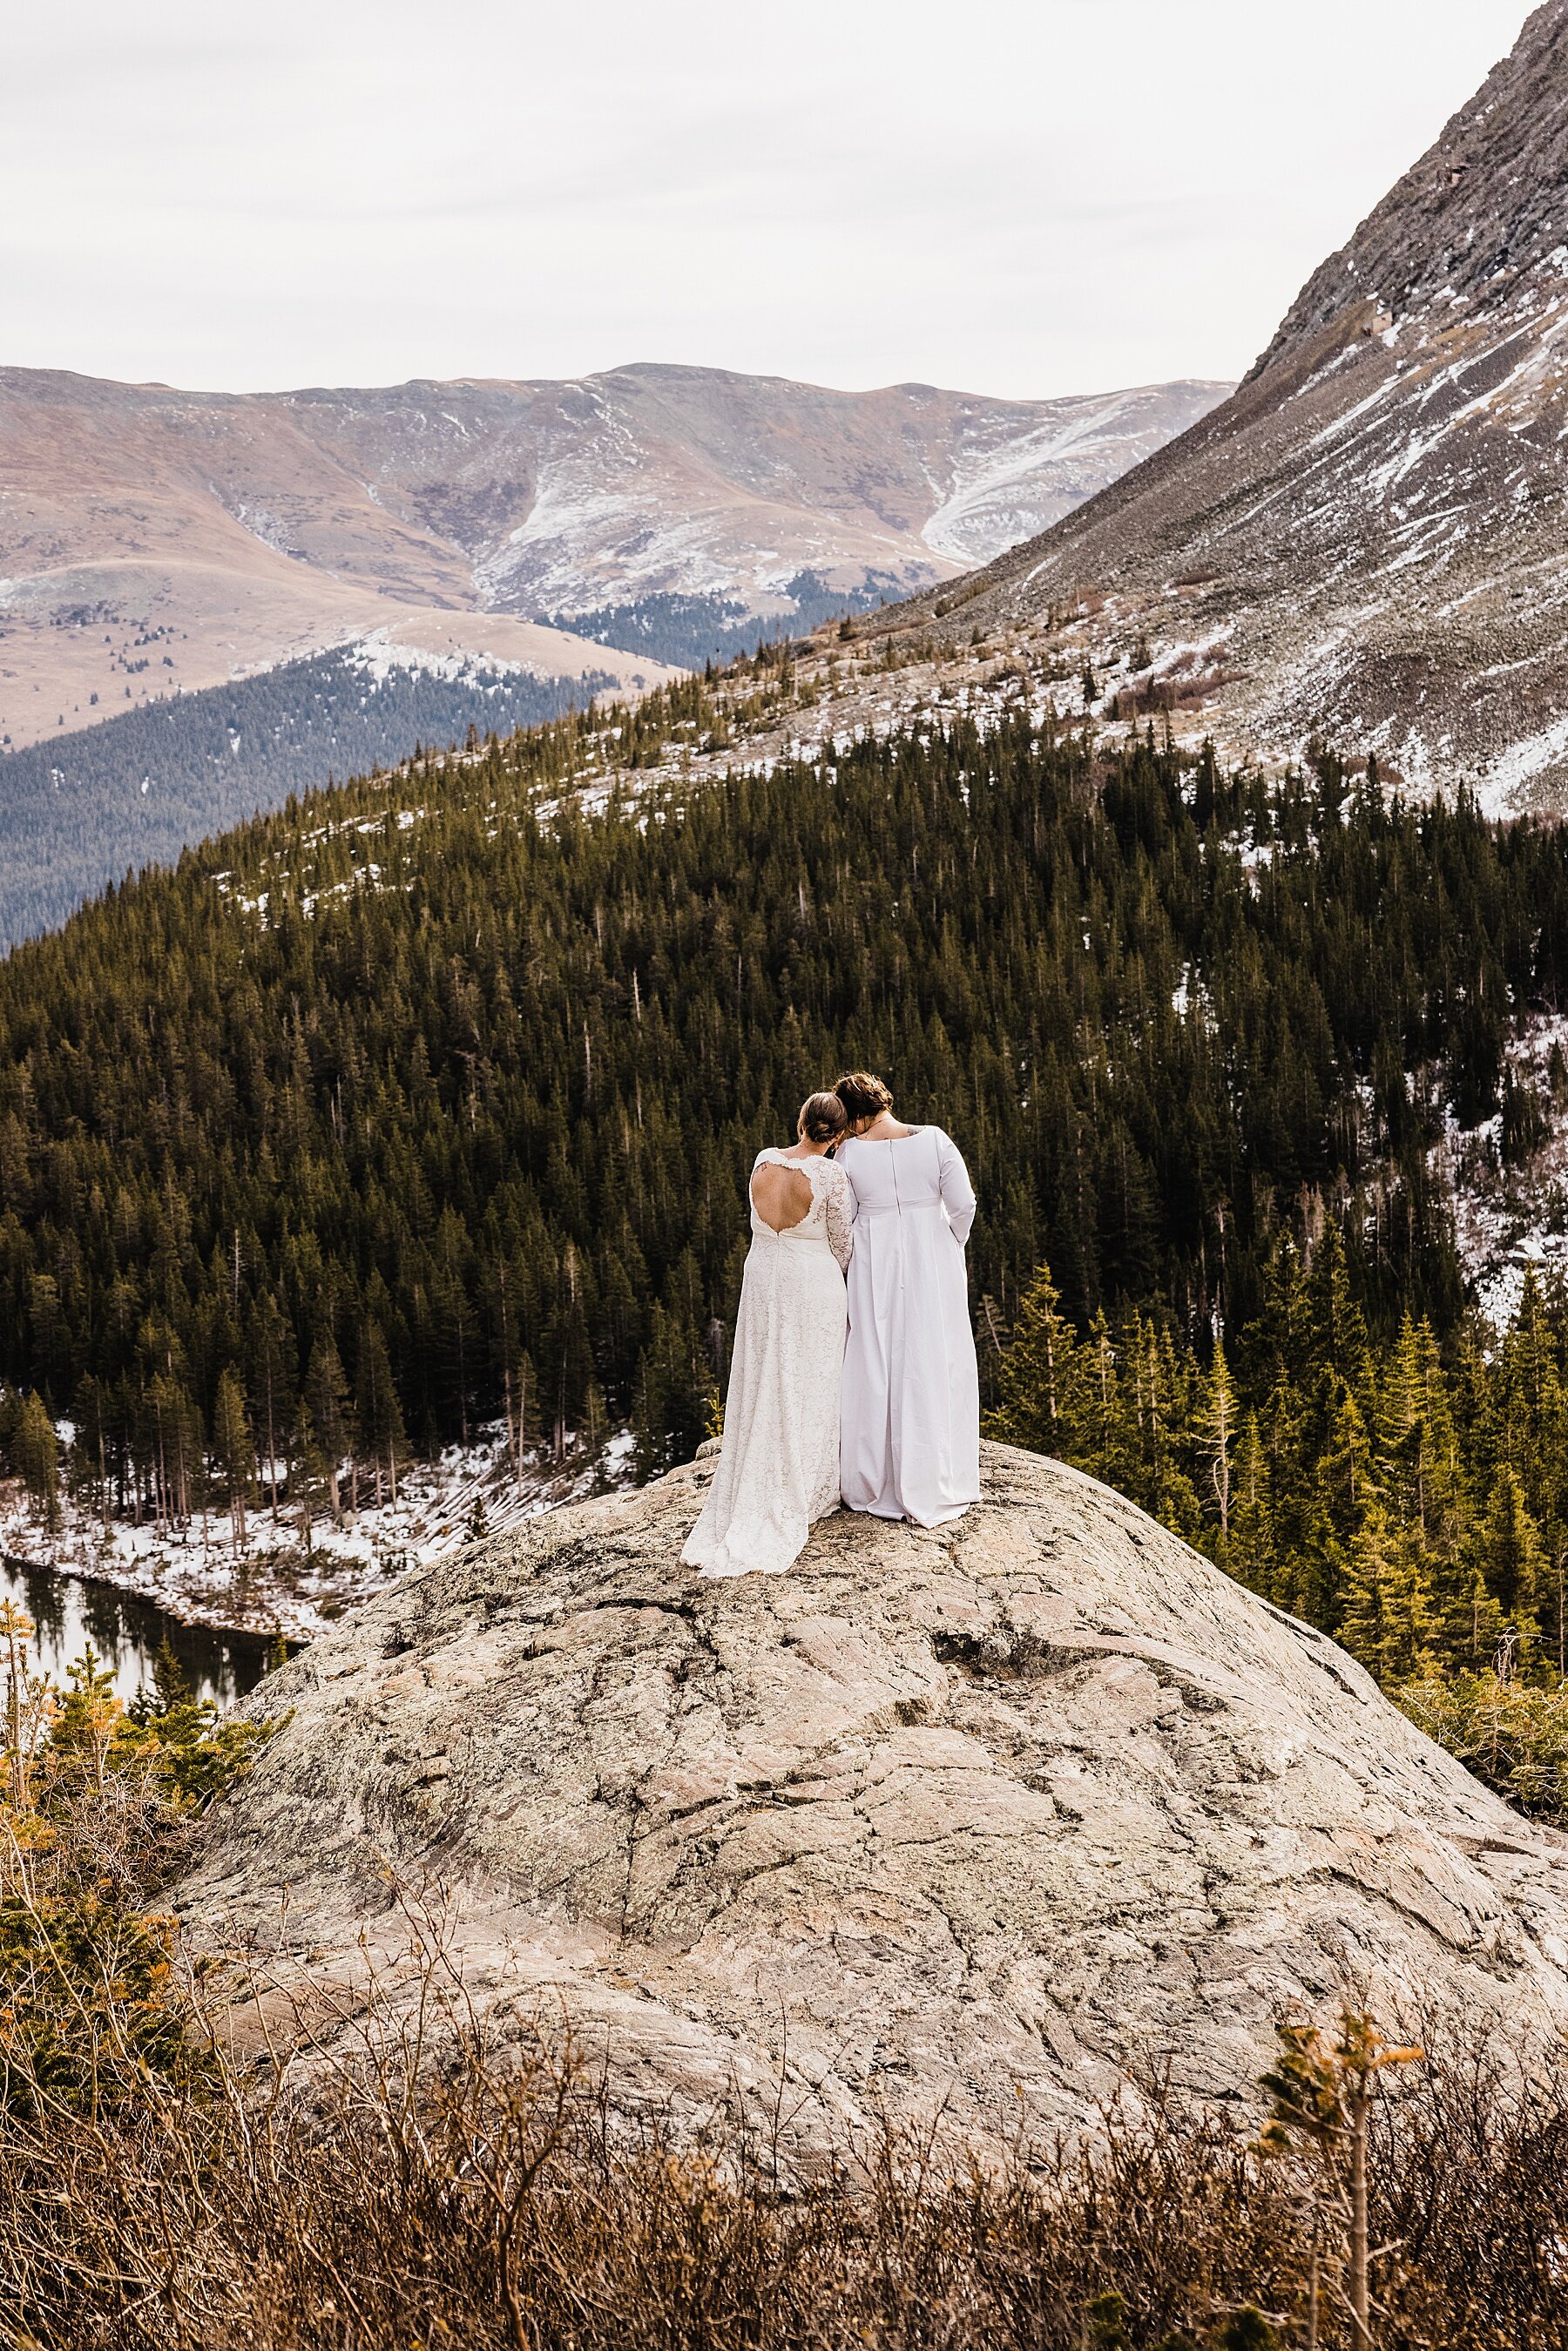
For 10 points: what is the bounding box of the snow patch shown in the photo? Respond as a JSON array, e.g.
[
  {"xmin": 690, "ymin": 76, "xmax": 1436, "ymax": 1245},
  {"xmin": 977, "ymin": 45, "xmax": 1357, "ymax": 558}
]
[
  {"xmin": 1476, "ymin": 713, "xmax": 1568, "ymax": 816},
  {"xmin": 0, "ymin": 1420, "xmax": 639, "ymax": 1646}
]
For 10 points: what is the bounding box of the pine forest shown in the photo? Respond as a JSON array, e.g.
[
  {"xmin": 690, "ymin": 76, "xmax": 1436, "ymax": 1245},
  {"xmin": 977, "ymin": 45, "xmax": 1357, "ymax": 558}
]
[{"xmin": 2, "ymin": 668, "xmax": 1568, "ymax": 1776}]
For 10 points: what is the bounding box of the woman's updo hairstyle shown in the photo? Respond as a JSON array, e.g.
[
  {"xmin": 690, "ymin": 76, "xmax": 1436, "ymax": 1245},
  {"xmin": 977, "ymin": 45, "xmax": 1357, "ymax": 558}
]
[
  {"xmin": 834, "ymin": 1071, "xmax": 894, "ymax": 1126},
  {"xmin": 797, "ymin": 1091, "xmax": 848, "ymax": 1146}
]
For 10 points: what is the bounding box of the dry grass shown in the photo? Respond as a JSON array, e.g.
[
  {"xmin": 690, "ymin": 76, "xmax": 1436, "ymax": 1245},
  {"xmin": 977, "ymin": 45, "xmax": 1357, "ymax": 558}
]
[
  {"xmin": 3, "ymin": 1639, "xmax": 1566, "ymax": 2349},
  {"xmin": 2, "ymin": 1903, "xmax": 1566, "ymax": 2351}
]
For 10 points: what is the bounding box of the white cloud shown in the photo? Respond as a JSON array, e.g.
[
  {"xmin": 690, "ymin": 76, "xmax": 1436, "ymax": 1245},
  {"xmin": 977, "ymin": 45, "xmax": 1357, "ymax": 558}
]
[{"xmin": 0, "ymin": 0, "xmax": 1537, "ymax": 397}]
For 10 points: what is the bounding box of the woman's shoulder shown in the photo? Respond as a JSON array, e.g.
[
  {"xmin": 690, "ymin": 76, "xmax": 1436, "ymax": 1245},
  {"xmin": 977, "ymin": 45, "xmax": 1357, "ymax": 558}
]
[{"xmin": 754, "ymin": 1146, "xmax": 826, "ymax": 1177}]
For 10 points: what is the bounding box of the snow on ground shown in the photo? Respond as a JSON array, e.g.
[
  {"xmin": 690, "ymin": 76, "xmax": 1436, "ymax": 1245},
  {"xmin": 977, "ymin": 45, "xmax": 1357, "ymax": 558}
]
[
  {"xmin": 0, "ymin": 1424, "xmax": 638, "ymax": 1644},
  {"xmin": 1474, "ymin": 711, "xmax": 1568, "ymax": 817},
  {"xmin": 1442, "ymin": 1010, "xmax": 1568, "ymax": 1335},
  {"xmin": 344, "ymin": 627, "xmax": 548, "ymax": 688}
]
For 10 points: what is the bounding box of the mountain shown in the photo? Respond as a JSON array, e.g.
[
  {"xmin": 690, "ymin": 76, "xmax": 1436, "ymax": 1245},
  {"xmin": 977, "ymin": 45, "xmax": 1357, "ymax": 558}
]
[
  {"xmin": 0, "ymin": 641, "xmax": 619, "ymax": 947},
  {"xmin": 0, "ymin": 364, "xmax": 672, "ymax": 757},
  {"xmin": 0, "ymin": 362, "xmax": 1227, "ymax": 755},
  {"xmin": 909, "ymin": 1, "xmax": 1568, "ymax": 810},
  {"xmin": 179, "ymin": 1442, "xmax": 1568, "ymax": 2158},
  {"xmin": 0, "ymin": 361, "xmax": 1225, "ymax": 940}
]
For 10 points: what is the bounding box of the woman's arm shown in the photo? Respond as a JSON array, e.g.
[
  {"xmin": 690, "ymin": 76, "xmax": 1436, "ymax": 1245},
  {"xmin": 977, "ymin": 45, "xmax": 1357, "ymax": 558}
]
[
  {"xmin": 822, "ymin": 1161, "xmax": 855, "ymax": 1273},
  {"xmin": 935, "ymin": 1130, "xmax": 977, "ymax": 1245}
]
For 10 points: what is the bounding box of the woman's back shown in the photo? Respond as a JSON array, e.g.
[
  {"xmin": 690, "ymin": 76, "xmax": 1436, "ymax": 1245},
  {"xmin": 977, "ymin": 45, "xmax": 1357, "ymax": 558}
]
[
  {"xmin": 682, "ymin": 1133, "xmax": 851, "ymax": 1580},
  {"xmin": 750, "ymin": 1148, "xmax": 851, "ymax": 1256},
  {"xmin": 837, "ymin": 1122, "xmax": 979, "ymax": 1525},
  {"xmin": 837, "ymin": 1127, "xmax": 975, "ymax": 1236}
]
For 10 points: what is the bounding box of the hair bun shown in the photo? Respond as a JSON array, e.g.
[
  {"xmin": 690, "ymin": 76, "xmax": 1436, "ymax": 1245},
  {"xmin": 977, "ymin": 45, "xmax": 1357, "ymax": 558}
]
[
  {"xmin": 834, "ymin": 1071, "xmax": 894, "ymax": 1124},
  {"xmin": 798, "ymin": 1091, "xmax": 848, "ymax": 1145}
]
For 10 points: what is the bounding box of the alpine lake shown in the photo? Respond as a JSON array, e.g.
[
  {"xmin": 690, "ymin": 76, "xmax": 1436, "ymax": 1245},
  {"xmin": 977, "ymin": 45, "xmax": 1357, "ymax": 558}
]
[{"xmin": 1, "ymin": 1550, "xmax": 276, "ymax": 1706}]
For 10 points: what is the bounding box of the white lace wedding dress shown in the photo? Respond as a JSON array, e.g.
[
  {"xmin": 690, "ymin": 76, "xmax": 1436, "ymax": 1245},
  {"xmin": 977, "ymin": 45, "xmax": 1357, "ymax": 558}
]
[{"xmin": 681, "ymin": 1149, "xmax": 854, "ymax": 1577}]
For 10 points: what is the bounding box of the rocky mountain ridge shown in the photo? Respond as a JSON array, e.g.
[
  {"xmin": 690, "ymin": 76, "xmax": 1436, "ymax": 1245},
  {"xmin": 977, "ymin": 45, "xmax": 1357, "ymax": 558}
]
[
  {"xmin": 179, "ymin": 1443, "xmax": 1568, "ymax": 2160},
  {"xmin": 0, "ymin": 361, "xmax": 1225, "ymax": 758},
  {"xmin": 884, "ymin": 0, "xmax": 1568, "ymax": 811}
]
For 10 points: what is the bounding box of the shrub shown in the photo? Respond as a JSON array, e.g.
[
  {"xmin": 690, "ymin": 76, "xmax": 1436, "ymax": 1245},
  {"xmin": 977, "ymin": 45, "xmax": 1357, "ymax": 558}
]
[
  {"xmin": 1, "ymin": 1621, "xmax": 280, "ymax": 2117},
  {"xmin": 4, "ymin": 1624, "xmax": 1568, "ymax": 2346},
  {"xmin": 1396, "ymin": 1667, "xmax": 1568, "ymax": 1818},
  {"xmin": 1, "ymin": 1911, "xmax": 1565, "ymax": 2347}
]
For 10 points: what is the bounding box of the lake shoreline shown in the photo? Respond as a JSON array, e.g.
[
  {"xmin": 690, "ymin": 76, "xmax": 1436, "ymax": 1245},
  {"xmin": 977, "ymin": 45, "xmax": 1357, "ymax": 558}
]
[
  {"xmin": 0, "ymin": 1428, "xmax": 632, "ymax": 1646},
  {"xmin": 4, "ymin": 1545, "xmax": 292, "ymax": 1644},
  {"xmin": 2, "ymin": 1549, "xmax": 281, "ymax": 1707}
]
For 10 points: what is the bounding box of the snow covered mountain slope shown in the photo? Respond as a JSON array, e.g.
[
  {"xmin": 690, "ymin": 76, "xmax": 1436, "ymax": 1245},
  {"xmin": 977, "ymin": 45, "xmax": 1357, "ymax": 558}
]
[
  {"xmin": 900, "ymin": 0, "xmax": 1568, "ymax": 811},
  {"xmin": 0, "ymin": 363, "xmax": 1226, "ymax": 754}
]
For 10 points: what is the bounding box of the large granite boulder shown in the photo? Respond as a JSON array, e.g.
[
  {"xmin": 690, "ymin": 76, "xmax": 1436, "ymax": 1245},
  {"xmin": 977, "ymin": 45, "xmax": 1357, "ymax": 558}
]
[{"xmin": 178, "ymin": 1442, "xmax": 1568, "ymax": 2153}]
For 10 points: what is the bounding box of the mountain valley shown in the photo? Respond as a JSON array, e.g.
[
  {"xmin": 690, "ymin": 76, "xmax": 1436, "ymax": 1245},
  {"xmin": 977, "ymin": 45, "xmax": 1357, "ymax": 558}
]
[
  {"xmin": 0, "ymin": 361, "xmax": 1225, "ymax": 753},
  {"xmin": 18, "ymin": 10, "xmax": 1568, "ymax": 2341},
  {"xmin": 0, "ymin": 362, "xmax": 1225, "ymax": 940}
]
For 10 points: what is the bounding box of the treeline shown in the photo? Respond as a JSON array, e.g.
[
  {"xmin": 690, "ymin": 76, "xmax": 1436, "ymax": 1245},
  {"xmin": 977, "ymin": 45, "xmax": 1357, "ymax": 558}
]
[
  {"xmin": 990, "ymin": 1238, "xmax": 1568, "ymax": 1690},
  {"xmin": 0, "ymin": 668, "xmax": 1567, "ymax": 1537},
  {"xmin": 0, "ymin": 645, "xmax": 617, "ymax": 949},
  {"xmin": 551, "ymin": 567, "xmax": 902, "ymax": 669}
]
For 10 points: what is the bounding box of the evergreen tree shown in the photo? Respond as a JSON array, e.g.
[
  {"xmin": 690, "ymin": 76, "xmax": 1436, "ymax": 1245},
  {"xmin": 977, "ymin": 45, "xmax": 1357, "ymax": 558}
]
[
  {"xmin": 984, "ymin": 1263, "xmax": 1081, "ymax": 1457},
  {"xmin": 1457, "ymin": 1566, "xmax": 1509, "ymax": 1674},
  {"xmin": 289, "ymin": 1398, "xmax": 328, "ymax": 1559},
  {"xmin": 246, "ymin": 1292, "xmax": 295, "ymax": 1521},
  {"xmin": 978, "ymin": 1217, "xmax": 1568, "ymax": 1702},
  {"xmin": 211, "ymin": 1366, "xmax": 254, "ymax": 1553},
  {"xmin": 511, "ymin": 1350, "xmax": 538, "ymax": 1483},
  {"xmin": 69, "ymin": 1372, "xmax": 115, "ymax": 1530},
  {"xmin": 305, "ymin": 1334, "xmax": 354, "ymax": 1520},
  {"xmin": 1228, "ymin": 1410, "xmax": 1273, "ymax": 1596},
  {"xmin": 14, "ymin": 1390, "xmax": 59, "ymax": 1532},
  {"xmin": 1469, "ymin": 1466, "xmax": 1548, "ymax": 1658},
  {"xmin": 142, "ymin": 1373, "xmax": 202, "ymax": 1534},
  {"xmin": 1198, "ymin": 1336, "xmax": 1239, "ymax": 1548},
  {"xmin": 1340, "ymin": 1499, "xmax": 1437, "ymax": 1685},
  {"xmin": 1079, "ymin": 1313, "xmax": 1131, "ymax": 1494},
  {"xmin": 633, "ymin": 1303, "xmax": 712, "ymax": 1483},
  {"xmin": 355, "ymin": 1322, "xmax": 408, "ymax": 1507},
  {"xmin": 1307, "ymin": 1219, "xmax": 1374, "ymax": 1413},
  {"xmin": 584, "ymin": 1379, "xmax": 612, "ymax": 1493},
  {"xmin": 1319, "ymin": 1383, "xmax": 1377, "ymax": 1549}
]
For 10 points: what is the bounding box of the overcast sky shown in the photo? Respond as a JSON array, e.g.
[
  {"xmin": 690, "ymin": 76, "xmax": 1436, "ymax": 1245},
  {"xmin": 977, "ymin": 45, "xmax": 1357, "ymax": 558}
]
[{"xmin": 0, "ymin": 0, "xmax": 1537, "ymax": 400}]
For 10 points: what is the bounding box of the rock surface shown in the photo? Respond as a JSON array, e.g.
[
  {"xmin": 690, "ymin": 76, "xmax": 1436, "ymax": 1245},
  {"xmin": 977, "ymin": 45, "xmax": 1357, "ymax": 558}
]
[
  {"xmin": 180, "ymin": 1442, "xmax": 1568, "ymax": 2154},
  {"xmin": 908, "ymin": 3, "xmax": 1568, "ymax": 811}
]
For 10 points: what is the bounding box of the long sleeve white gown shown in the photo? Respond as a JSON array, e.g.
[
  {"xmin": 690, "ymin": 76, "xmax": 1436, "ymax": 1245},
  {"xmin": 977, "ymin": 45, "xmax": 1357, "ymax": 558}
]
[
  {"xmin": 681, "ymin": 1150, "xmax": 854, "ymax": 1577},
  {"xmin": 837, "ymin": 1126, "xmax": 980, "ymax": 1526}
]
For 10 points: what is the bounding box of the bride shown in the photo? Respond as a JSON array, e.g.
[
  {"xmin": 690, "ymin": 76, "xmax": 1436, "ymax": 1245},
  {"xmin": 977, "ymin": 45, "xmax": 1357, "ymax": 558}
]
[
  {"xmin": 681, "ymin": 1091, "xmax": 855, "ymax": 1577},
  {"xmin": 834, "ymin": 1070, "xmax": 980, "ymax": 1525}
]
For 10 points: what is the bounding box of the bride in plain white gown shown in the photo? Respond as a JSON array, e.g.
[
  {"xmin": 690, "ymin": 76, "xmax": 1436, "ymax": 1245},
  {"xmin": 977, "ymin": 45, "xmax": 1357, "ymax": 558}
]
[
  {"xmin": 681, "ymin": 1092, "xmax": 855, "ymax": 1577},
  {"xmin": 834, "ymin": 1071, "xmax": 980, "ymax": 1525}
]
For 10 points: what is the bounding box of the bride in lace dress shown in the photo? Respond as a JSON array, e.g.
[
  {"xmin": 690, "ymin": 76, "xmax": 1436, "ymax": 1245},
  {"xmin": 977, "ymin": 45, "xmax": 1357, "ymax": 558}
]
[{"xmin": 682, "ymin": 1092, "xmax": 855, "ymax": 1577}]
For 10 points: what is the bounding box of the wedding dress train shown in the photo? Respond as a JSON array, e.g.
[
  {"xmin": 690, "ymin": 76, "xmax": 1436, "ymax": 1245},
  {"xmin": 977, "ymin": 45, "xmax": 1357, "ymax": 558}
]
[{"xmin": 681, "ymin": 1149, "xmax": 854, "ymax": 1577}]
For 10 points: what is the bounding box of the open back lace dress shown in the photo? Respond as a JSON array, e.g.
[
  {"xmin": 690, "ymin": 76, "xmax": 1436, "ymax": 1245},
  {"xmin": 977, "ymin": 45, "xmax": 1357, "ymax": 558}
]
[{"xmin": 681, "ymin": 1148, "xmax": 854, "ymax": 1577}]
